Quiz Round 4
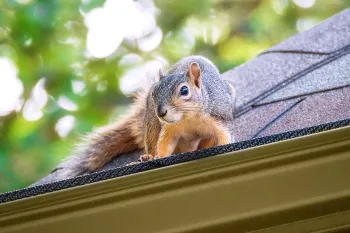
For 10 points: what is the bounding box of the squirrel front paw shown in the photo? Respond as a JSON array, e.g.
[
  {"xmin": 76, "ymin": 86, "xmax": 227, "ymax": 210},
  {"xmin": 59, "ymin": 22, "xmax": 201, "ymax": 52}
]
[
  {"xmin": 126, "ymin": 154, "xmax": 154, "ymax": 166},
  {"xmin": 140, "ymin": 154, "xmax": 154, "ymax": 161}
]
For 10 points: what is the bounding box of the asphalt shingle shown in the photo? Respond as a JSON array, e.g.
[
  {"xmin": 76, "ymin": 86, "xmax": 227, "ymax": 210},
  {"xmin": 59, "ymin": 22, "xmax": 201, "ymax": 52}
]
[
  {"xmin": 259, "ymin": 86, "xmax": 350, "ymax": 137},
  {"xmin": 223, "ymin": 53, "xmax": 326, "ymax": 108},
  {"xmin": 257, "ymin": 53, "xmax": 350, "ymax": 105}
]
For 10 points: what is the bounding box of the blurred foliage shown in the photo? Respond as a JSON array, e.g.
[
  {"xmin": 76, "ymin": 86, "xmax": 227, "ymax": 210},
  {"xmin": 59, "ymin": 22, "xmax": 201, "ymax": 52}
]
[{"xmin": 0, "ymin": 0, "xmax": 349, "ymax": 193}]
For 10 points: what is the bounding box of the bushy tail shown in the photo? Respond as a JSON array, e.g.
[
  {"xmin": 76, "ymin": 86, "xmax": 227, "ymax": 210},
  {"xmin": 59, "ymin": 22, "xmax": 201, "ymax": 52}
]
[
  {"xmin": 79, "ymin": 117, "xmax": 143, "ymax": 171},
  {"xmin": 52, "ymin": 88, "xmax": 149, "ymax": 179}
]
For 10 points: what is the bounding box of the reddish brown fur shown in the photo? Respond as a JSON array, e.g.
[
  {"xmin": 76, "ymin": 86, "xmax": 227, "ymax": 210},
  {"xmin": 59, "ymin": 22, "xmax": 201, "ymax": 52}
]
[
  {"xmin": 155, "ymin": 111, "xmax": 231, "ymax": 158},
  {"xmin": 85, "ymin": 86, "xmax": 150, "ymax": 170}
]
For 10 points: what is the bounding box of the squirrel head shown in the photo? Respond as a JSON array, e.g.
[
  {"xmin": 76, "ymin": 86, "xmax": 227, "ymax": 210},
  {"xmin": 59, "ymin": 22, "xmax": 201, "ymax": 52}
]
[{"xmin": 152, "ymin": 62, "xmax": 205, "ymax": 124}]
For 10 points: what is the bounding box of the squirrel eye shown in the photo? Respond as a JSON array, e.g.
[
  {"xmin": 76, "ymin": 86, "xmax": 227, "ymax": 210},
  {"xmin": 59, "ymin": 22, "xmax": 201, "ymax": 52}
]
[{"xmin": 179, "ymin": 86, "xmax": 189, "ymax": 96}]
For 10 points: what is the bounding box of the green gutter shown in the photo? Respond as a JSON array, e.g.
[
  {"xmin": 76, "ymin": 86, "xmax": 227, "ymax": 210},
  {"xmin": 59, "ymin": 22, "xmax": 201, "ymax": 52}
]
[{"xmin": 0, "ymin": 126, "xmax": 350, "ymax": 233}]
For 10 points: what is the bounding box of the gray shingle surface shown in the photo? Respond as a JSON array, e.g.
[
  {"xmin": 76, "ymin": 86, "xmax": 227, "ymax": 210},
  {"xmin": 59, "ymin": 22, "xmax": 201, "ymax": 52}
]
[
  {"xmin": 257, "ymin": 53, "xmax": 350, "ymax": 105},
  {"xmin": 223, "ymin": 53, "xmax": 326, "ymax": 107},
  {"xmin": 233, "ymin": 98, "xmax": 298, "ymax": 141},
  {"xmin": 259, "ymin": 86, "xmax": 350, "ymax": 137}
]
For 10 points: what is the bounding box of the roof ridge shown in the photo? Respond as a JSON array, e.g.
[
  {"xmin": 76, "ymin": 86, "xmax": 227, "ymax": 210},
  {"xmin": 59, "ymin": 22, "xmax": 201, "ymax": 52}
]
[
  {"xmin": 253, "ymin": 84, "xmax": 350, "ymax": 107},
  {"xmin": 259, "ymin": 49, "xmax": 330, "ymax": 56}
]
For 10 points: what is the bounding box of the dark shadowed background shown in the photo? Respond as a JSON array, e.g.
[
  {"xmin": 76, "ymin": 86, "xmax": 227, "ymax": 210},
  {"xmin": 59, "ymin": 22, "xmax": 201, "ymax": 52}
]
[{"xmin": 0, "ymin": 0, "xmax": 348, "ymax": 193}]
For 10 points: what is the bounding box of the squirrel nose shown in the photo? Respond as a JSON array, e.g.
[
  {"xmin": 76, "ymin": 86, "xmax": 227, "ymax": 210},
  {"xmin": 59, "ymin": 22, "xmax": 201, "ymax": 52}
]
[{"xmin": 157, "ymin": 106, "xmax": 167, "ymax": 118}]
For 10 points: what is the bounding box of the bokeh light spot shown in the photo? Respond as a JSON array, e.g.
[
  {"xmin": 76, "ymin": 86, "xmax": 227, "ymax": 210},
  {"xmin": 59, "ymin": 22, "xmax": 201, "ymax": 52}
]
[
  {"xmin": 72, "ymin": 80, "xmax": 86, "ymax": 95},
  {"xmin": 84, "ymin": 0, "xmax": 157, "ymax": 58},
  {"xmin": 138, "ymin": 27, "xmax": 163, "ymax": 52},
  {"xmin": 0, "ymin": 58, "xmax": 24, "ymax": 116},
  {"xmin": 292, "ymin": 0, "xmax": 316, "ymax": 8},
  {"xmin": 55, "ymin": 115, "xmax": 76, "ymax": 138},
  {"xmin": 296, "ymin": 18, "xmax": 319, "ymax": 32},
  {"xmin": 57, "ymin": 96, "xmax": 78, "ymax": 111},
  {"xmin": 120, "ymin": 59, "xmax": 167, "ymax": 95},
  {"xmin": 23, "ymin": 78, "xmax": 48, "ymax": 121}
]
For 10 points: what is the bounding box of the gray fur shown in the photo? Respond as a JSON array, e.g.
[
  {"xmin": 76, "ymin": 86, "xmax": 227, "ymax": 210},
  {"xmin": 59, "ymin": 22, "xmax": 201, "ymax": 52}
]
[
  {"xmin": 164, "ymin": 56, "xmax": 236, "ymax": 141},
  {"xmin": 167, "ymin": 56, "xmax": 236, "ymax": 120},
  {"xmin": 144, "ymin": 56, "xmax": 237, "ymax": 155}
]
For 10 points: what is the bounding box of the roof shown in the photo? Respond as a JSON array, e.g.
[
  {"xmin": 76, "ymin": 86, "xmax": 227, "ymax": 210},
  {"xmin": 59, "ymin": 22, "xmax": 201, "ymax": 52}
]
[
  {"xmin": 1, "ymin": 8, "xmax": 350, "ymax": 200},
  {"xmin": 225, "ymin": 8, "xmax": 350, "ymax": 141}
]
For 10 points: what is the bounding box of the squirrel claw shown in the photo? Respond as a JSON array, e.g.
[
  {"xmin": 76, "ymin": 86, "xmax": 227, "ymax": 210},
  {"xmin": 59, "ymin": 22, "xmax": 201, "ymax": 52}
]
[{"xmin": 140, "ymin": 154, "xmax": 154, "ymax": 162}]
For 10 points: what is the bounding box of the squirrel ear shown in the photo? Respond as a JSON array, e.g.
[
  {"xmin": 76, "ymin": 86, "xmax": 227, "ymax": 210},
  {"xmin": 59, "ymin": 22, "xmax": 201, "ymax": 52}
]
[
  {"xmin": 158, "ymin": 68, "xmax": 165, "ymax": 80},
  {"xmin": 188, "ymin": 62, "xmax": 201, "ymax": 88},
  {"xmin": 225, "ymin": 80, "xmax": 236, "ymax": 110},
  {"xmin": 226, "ymin": 82, "xmax": 236, "ymax": 98}
]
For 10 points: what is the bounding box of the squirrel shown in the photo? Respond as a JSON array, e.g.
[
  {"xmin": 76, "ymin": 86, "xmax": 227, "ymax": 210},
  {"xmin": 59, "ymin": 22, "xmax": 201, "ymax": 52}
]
[{"xmin": 52, "ymin": 56, "xmax": 236, "ymax": 180}]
